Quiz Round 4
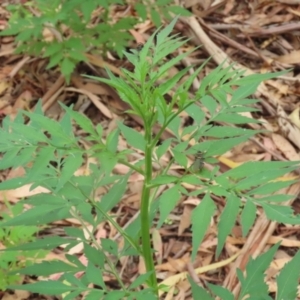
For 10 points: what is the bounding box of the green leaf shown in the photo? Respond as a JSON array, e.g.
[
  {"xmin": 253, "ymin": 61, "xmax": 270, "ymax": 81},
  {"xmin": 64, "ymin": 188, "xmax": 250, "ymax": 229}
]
[
  {"xmin": 201, "ymin": 95, "xmax": 218, "ymax": 116},
  {"xmin": 235, "ymin": 168, "xmax": 296, "ymax": 191},
  {"xmin": 203, "ymin": 126, "xmax": 260, "ymax": 138},
  {"xmin": 185, "ymin": 103, "xmax": 206, "ymax": 124},
  {"xmin": 58, "ymin": 113, "xmax": 73, "ymax": 138},
  {"xmin": 55, "ymin": 151, "xmax": 83, "ymax": 192},
  {"xmin": 172, "ymin": 150, "xmax": 188, "ymax": 168},
  {"xmin": 0, "ymin": 147, "xmax": 20, "ymax": 170},
  {"xmin": 0, "ymin": 206, "xmax": 71, "ymax": 227},
  {"xmin": 150, "ymin": 175, "xmax": 178, "ymax": 185},
  {"xmin": 61, "ymin": 290, "xmax": 82, "ymax": 300},
  {"xmin": 8, "ymin": 281, "xmax": 77, "ymax": 295},
  {"xmin": 43, "ymin": 42, "xmax": 63, "ymax": 58},
  {"xmin": 64, "ymin": 227, "xmax": 85, "ymax": 240},
  {"xmin": 129, "ymin": 272, "xmax": 153, "ymax": 290},
  {"xmin": 100, "ymin": 238, "xmax": 119, "ymax": 256},
  {"xmin": 191, "ymin": 194, "xmax": 216, "ymax": 261},
  {"xmin": 10, "ymin": 122, "xmax": 49, "ymax": 143},
  {"xmin": 84, "ymin": 290, "xmax": 105, "ymax": 300},
  {"xmin": 167, "ymin": 114, "xmax": 181, "ymax": 139},
  {"xmin": 100, "ymin": 174, "xmax": 129, "ymax": 212},
  {"xmin": 156, "ymin": 15, "xmax": 180, "ymax": 45},
  {"xmin": 62, "ymin": 273, "xmax": 85, "ymax": 289},
  {"xmin": 103, "ymin": 290, "xmax": 127, "ymax": 300},
  {"xmin": 238, "ymin": 243, "xmax": 280, "ymax": 299},
  {"xmin": 247, "ymin": 180, "xmax": 297, "ymax": 196},
  {"xmin": 207, "ymin": 283, "xmax": 234, "ymax": 300},
  {"xmin": 260, "ymin": 203, "xmax": 300, "ymax": 225},
  {"xmin": 216, "ymin": 196, "xmax": 241, "ymax": 257},
  {"xmin": 240, "ymin": 200, "xmax": 257, "ymax": 236},
  {"xmin": 106, "ymin": 128, "xmax": 120, "ymax": 153},
  {"xmin": 11, "ymin": 260, "xmax": 80, "ymax": 276},
  {"xmin": 191, "ymin": 135, "xmax": 251, "ymax": 157},
  {"xmin": 0, "ymin": 176, "xmax": 30, "ymax": 190},
  {"xmin": 255, "ymin": 194, "xmax": 291, "ymax": 203},
  {"xmin": 86, "ymin": 262, "xmax": 106, "ymax": 288},
  {"xmin": 96, "ymin": 151, "xmax": 118, "ymax": 175},
  {"xmin": 155, "ymin": 43, "xmax": 192, "ymax": 79},
  {"xmin": 188, "ymin": 276, "xmax": 214, "ymax": 300},
  {"xmin": 83, "ymin": 243, "xmax": 105, "ymax": 268},
  {"xmin": 1, "ymin": 236, "xmax": 74, "ymax": 251},
  {"xmin": 26, "ymin": 146, "xmax": 54, "ymax": 181},
  {"xmin": 276, "ymin": 250, "xmax": 300, "ymax": 300},
  {"xmin": 132, "ymin": 289, "xmax": 157, "ymax": 300},
  {"xmin": 80, "ymin": 2, "xmax": 96, "ymax": 21},
  {"xmin": 220, "ymin": 161, "xmax": 296, "ymax": 181},
  {"xmin": 230, "ymin": 83, "xmax": 260, "ymax": 103},
  {"xmin": 168, "ymin": 6, "xmax": 192, "ymax": 16},
  {"xmin": 16, "ymin": 147, "xmax": 36, "ymax": 167},
  {"xmin": 117, "ymin": 121, "xmax": 145, "ymax": 151},
  {"xmin": 61, "ymin": 103, "xmax": 98, "ymax": 136},
  {"xmin": 235, "ymin": 71, "xmax": 288, "ymax": 86},
  {"xmin": 134, "ymin": 3, "xmax": 147, "ymax": 20},
  {"xmin": 157, "ymin": 186, "xmax": 181, "ymax": 228},
  {"xmin": 214, "ymin": 113, "xmax": 261, "ymax": 124},
  {"xmin": 155, "ymin": 138, "xmax": 172, "ymax": 160},
  {"xmin": 23, "ymin": 111, "xmax": 71, "ymax": 141},
  {"xmin": 61, "ymin": 57, "xmax": 76, "ymax": 76},
  {"xmin": 158, "ymin": 66, "xmax": 192, "ymax": 95},
  {"xmin": 47, "ymin": 51, "xmax": 64, "ymax": 69}
]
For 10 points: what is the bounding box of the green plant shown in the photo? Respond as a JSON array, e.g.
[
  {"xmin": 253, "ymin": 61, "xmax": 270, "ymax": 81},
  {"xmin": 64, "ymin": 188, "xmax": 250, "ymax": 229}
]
[
  {"xmin": 0, "ymin": 17, "xmax": 300, "ymax": 299},
  {"xmin": 0, "ymin": 201, "xmax": 48, "ymax": 291},
  {"xmin": 0, "ymin": 0, "xmax": 190, "ymax": 82}
]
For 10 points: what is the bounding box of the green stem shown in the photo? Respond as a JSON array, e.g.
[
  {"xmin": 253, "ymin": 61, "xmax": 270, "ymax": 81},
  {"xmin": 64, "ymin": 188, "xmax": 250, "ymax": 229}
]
[
  {"xmin": 118, "ymin": 159, "xmax": 144, "ymax": 175},
  {"xmin": 150, "ymin": 103, "xmax": 194, "ymax": 149},
  {"xmin": 140, "ymin": 127, "xmax": 158, "ymax": 292},
  {"xmin": 70, "ymin": 182, "xmax": 142, "ymax": 255}
]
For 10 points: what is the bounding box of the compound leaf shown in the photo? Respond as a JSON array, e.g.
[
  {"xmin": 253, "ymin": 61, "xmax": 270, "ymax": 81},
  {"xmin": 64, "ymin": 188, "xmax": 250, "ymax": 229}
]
[
  {"xmin": 276, "ymin": 250, "xmax": 300, "ymax": 300},
  {"xmin": 238, "ymin": 243, "xmax": 280, "ymax": 300}
]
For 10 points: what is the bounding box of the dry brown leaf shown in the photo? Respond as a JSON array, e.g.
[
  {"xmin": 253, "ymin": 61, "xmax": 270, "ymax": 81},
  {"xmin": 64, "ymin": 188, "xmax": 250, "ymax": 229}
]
[
  {"xmin": 268, "ymin": 235, "xmax": 300, "ymax": 247},
  {"xmin": 288, "ymin": 107, "xmax": 300, "ymax": 129},
  {"xmin": 129, "ymin": 29, "xmax": 146, "ymax": 44},
  {"xmin": 218, "ymin": 156, "xmax": 241, "ymax": 168},
  {"xmin": 263, "ymin": 137, "xmax": 277, "ymax": 152},
  {"xmin": 42, "ymin": 27, "xmax": 55, "ymax": 42},
  {"xmin": 229, "ymin": 153, "xmax": 266, "ymax": 163},
  {"xmin": 152, "ymin": 228, "xmax": 163, "ymax": 265},
  {"xmin": 0, "ymin": 185, "xmax": 50, "ymax": 201},
  {"xmin": 156, "ymin": 256, "xmax": 190, "ymax": 273},
  {"xmin": 138, "ymin": 256, "xmax": 146, "ymax": 274},
  {"xmin": 158, "ymin": 251, "xmax": 241, "ymax": 297},
  {"xmin": 178, "ymin": 204, "xmax": 193, "ymax": 236},
  {"xmin": 65, "ymin": 87, "xmax": 113, "ymax": 119},
  {"xmin": 164, "ymin": 285, "xmax": 176, "ymax": 300},
  {"xmin": 277, "ymin": 50, "xmax": 300, "ymax": 64},
  {"xmin": 168, "ymin": 255, "xmax": 190, "ymax": 273},
  {"xmin": 277, "ymin": 105, "xmax": 300, "ymax": 149},
  {"xmin": 12, "ymin": 90, "xmax": 32, "ymax": 111},
  {"xmin": 2, "ymin": 290, "xmax": 30, "ymax": 300},
  {"xmin": 272, "ymin": 133, "xmax": 300, "ymax": 161},
  {"xmin": 0, "ymin": 80, "xmax": 10, "ymax": 94}
]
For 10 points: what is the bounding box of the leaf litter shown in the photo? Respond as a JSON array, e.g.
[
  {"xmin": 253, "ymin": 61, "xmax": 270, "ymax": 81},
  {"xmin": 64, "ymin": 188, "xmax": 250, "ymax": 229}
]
[{"xmin": 1, "ymin": 0, "xmax": 300, "ymax": 299}]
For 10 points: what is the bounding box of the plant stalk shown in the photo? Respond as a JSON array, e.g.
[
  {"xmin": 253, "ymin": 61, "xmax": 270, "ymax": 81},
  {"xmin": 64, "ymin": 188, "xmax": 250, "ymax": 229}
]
[{"xmin": 140, "ymin": 127, "xmax": 158, "ymax": 293}]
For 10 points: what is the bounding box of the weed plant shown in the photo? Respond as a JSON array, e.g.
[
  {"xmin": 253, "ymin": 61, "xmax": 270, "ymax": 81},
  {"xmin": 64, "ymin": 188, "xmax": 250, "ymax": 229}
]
[
  {"xmin": 0, "ymin": 17, "xmax": 300, "ymax": 300},
  {"xmin": 0, "ymin": 0, "xmax": 190, "ymax": 82}
]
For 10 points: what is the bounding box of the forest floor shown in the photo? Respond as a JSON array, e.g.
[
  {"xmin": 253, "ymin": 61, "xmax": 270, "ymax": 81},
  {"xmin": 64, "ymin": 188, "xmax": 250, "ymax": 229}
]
[{"xmin": 1, "ymin": 1, "xmax": 300, "ymax": 299}]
